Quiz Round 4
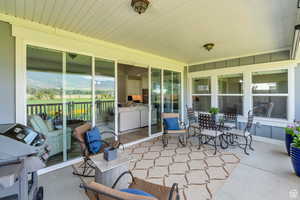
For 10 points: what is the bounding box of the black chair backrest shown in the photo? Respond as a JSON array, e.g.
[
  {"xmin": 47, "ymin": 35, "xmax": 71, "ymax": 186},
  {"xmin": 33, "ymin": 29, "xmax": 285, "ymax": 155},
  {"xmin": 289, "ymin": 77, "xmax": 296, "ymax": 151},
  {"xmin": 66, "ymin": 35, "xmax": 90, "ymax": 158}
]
[
  {"xmin": 198, "ymin": 113, "xmax": 224, "ymax": 131},
  {"xmin": 198, "ymin": 113, "xmax": 218, "ymax": 130},
  {"xmin": 223, "ymin": 112, "xmax": 237, "ymax": 122},
  {"xmin": 186, "ymin": 106, "xmax": 197, "ymax": 123},
  {"xmin": 245, "ymin": 111, "xmax": 254, "ymax": 133}
]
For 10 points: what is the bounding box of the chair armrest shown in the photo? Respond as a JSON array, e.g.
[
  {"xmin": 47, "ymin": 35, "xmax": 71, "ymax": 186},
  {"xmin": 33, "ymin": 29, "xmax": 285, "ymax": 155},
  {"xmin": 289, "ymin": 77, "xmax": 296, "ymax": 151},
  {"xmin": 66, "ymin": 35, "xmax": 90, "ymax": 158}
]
[
  {"xmin": 80, "ymin": 181, "xmax": 156, "ymax": 200},
  {"xmin": 112, "ymin": 171, "xmax": 134, "ymax": 189},
  {"xmin": 168, "ymin": 183, "xmax": 180, "ymax": 200}
]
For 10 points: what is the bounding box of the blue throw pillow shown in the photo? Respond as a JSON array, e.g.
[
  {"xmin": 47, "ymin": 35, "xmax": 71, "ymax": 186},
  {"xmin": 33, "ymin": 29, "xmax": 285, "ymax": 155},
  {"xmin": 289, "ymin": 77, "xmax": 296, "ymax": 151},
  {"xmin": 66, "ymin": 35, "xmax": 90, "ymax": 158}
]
[
  {"xmin": 164, "ymin": 118, "xmax": 180, "ymax": 130},
  {"xmin": 85, "ymin": 127, "xmax": 103, "ymax": 154},
  {"xmin": 120, "ymin": 188, "xmax": 155, "ymax": 198}
]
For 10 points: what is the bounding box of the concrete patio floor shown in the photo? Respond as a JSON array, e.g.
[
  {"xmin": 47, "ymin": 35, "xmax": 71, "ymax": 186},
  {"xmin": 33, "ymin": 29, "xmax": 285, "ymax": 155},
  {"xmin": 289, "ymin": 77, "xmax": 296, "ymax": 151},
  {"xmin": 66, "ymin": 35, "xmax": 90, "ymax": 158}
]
[{"xmin": 39, "ymin": 139, "xmax": 300, "ymax": 200}]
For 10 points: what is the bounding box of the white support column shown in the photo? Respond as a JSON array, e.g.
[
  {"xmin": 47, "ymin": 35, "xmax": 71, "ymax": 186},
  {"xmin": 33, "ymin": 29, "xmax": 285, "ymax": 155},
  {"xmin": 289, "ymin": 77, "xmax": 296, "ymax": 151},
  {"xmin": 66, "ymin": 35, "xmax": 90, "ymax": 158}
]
[
  {"xmin": 181, "ymin": 69, "xmax": 184, "ymax": 121},
  {"xmin": 148, "ymin": 66, "xmax": 152, "ymax": 137},
  {"xmin": 62, "ymin": 52, "xmax": 67, "ymax": 161},
  {"xmin": 15, "ymin": 38, "xmax": 27, "ymax": 124},
  {"xmin": 171, "ymin": 72, "xmax": 174, "ymax": 112},
  {"xmin": 161, "ymin": 69, "xmax": 164, "ymax": 113},
  {"xmin": 92, "ymin": 57, "xmax": 95, "ymax": 127},
  {"xmin": 188, "ymin": 75, "xmax": 193, "ymax": 107},
  {"xmin": 243, "ymin": 71, "xmax": 252, "ymax": 117},
  {"xmin": 114, "ymin": 60, "xmax": 119, "ymax": 140},
  {"xmin": 288, "ymin": 66, "xmax": 295, "ymax": 122},
  {"xmin": 211, "ymin": 75, "xmax": 218, "ymax": 107}
]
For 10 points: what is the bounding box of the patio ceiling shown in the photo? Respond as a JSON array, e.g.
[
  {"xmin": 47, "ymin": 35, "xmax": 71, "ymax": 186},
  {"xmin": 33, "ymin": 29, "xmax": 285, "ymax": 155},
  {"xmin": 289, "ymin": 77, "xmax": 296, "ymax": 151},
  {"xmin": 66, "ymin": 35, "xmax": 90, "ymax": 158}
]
[{"xmin": 0, "ymin": 0, "xmax": 298, "ymax": 64}]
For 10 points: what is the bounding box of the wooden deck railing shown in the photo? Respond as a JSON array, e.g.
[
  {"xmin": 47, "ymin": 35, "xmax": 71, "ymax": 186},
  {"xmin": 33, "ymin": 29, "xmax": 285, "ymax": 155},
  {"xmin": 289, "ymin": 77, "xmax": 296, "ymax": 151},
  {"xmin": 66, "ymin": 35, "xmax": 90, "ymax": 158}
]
[{"xmin": 27, "ymin": 100, "xmax": 114, "ymax": 121}]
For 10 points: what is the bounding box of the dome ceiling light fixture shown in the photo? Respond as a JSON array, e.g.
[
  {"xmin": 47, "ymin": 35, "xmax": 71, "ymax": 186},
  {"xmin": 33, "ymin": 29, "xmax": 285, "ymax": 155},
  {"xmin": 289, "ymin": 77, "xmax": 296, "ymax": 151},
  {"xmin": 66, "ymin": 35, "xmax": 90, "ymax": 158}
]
[
  {"xmin": 131, "ymin": 0, "xmax": 150, "ymax": 14},
  {"xmin": 203, "ymin": 43, "xmax": 215, "ymax": 51}
]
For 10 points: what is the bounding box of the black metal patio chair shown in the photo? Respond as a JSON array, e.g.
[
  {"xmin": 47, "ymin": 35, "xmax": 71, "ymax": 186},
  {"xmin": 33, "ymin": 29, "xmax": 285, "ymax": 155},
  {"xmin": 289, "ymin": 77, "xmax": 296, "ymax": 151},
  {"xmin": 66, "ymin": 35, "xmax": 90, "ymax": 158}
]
[
  {"xmin": 197, "ymin": 113, "xmax": 227, "ymax": 155},
  {"xmin": 226, "ymin": 110, "xmax": 254, "ymax": 155},
  {"xmin": 186, "ymin": 105, "xmax": 200, "ymax": 137}
]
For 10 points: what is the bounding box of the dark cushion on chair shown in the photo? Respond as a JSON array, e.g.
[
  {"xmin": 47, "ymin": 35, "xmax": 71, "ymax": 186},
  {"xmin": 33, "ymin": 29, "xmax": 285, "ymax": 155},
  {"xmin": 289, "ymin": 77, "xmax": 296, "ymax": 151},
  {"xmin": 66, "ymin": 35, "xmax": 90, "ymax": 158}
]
[
  {"xmin": 120, "ymin": 188, "xmax": 156, "ymax": 198},
  {"xmin": 164, "ymin": 118, "xmax": 180, "ymax": 130},
  {"xmin": 85, "ymin": 127, "xmax": 103, "ymax": 154}
]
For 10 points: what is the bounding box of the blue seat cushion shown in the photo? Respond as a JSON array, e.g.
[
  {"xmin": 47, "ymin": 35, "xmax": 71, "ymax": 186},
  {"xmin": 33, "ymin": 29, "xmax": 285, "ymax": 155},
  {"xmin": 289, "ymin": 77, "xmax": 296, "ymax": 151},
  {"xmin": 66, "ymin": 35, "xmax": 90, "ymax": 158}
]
[
  {"xmin": 120, "ymin": 188, "xmax": 155, "ymax": 198},
  {"xmin": 164, "ymin": 118, "xmax": 180, "ymax": 130},
  {"xmin": 85, "ymin": 127, "xmax": 103, "ymax": 154}
]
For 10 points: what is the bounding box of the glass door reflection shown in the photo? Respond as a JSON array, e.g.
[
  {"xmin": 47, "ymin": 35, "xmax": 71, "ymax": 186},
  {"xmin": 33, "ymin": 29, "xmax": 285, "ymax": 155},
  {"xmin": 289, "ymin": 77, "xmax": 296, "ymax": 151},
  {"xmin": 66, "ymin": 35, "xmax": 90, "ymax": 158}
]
[
  {"xmin": 65, "ymin": 53, "xmax": 92, "ymax": 160},
  {"xmin": 95, "ymin": 58, "xmax": 115, "ymax": 136},
  {"xmin": 151, "ymin": 68, "xmax": 162, "ymax": 134},
  {"xmin": 26, "ymin": 46, "xmax": 64, "ymax": 166}
]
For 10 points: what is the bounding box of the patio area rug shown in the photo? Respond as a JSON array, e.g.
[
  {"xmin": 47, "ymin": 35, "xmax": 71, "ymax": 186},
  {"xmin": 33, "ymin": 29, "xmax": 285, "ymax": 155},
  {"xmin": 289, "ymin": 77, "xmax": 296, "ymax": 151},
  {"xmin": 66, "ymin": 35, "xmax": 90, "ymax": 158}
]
[{"xmin": 73, "ymin": 136, "xmax": 240, "ymax": 200}]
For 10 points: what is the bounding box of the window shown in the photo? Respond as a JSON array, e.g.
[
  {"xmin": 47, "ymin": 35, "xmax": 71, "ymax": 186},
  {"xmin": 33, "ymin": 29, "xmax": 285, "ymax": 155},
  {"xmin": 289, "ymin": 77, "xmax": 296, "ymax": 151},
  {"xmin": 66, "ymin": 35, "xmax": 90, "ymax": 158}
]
[
  {"xmin": 192, "ymin": 77, "xmax": 211, "ymax": 112},
  {"xmin": 252, "ymin": 69, "xmax": 288, "ymax": 119},
  {"xmin": 218, "ymin": 74, "xmax": 243, "ymax": 115}
]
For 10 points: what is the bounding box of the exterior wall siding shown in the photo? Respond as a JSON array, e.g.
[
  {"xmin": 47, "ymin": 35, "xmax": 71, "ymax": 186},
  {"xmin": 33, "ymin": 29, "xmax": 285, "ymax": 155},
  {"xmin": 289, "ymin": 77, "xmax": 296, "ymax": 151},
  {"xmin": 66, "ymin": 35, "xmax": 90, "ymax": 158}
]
[
  {"xmin": 238, "ymin": 122, "xmax": 285, "ymax": 141},
  {"xmin": 189, "ymin": 50, "xmax": 290, "ymax": 72},
  {"xmin": 0, "ymin": 21, "xmax": 15, "ymax": 123}
]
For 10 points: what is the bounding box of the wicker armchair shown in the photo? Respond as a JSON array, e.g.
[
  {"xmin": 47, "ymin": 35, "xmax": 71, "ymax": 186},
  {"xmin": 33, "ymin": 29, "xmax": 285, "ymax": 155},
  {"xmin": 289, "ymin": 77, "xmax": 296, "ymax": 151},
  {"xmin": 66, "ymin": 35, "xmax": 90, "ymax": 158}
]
[
  {"xmin": 73, "ymin": 123, "xmax": 122, "ymax": 177},
  {"xmin": 81, "ymin": 171, "xmax": 180, "ymax": 200}
]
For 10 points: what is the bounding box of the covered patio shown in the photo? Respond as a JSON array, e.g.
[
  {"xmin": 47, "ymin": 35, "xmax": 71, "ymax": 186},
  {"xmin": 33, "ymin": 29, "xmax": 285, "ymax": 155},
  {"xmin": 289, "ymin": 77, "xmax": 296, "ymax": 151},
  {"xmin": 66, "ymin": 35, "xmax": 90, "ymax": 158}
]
[
  {"xmin": 1, "ymin": 0, "xmax": 300, "ymax": 200},
  {"xmin": 40, "ymin": 138, "xmax": 300, "ymax": 200}
]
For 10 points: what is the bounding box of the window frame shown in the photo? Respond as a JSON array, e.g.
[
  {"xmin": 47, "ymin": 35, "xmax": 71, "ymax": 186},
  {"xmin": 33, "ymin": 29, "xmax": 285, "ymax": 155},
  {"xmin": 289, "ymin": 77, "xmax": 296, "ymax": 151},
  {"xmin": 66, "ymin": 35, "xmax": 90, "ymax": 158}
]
[
  {"xmin": 217, "ymin": 73, "xmax": 244, "ymax": 115},
  {"xmin": 188, "ymin": 62, "xmax": 296, "ymax": 127},
  {"xmin": 191, "ymin": 76, "xmax": 212, "ymax": 112},
  {"xmin": 251, "ymin": 69, "xmax": 289, "ymax": 120}
]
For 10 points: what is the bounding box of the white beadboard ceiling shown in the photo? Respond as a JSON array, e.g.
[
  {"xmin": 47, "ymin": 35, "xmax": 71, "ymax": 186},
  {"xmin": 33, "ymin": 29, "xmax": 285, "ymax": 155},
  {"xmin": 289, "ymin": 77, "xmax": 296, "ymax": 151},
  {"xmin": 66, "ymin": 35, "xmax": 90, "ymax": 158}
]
[{"xmin": 0, "ymin": 0, "xmax": 298, "ymax": 63}]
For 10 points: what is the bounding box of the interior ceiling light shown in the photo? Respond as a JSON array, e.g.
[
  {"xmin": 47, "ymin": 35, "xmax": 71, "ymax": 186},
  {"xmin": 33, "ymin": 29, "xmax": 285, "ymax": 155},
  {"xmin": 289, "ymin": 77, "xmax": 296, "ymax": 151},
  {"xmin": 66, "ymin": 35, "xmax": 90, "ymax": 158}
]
[
  {"xmin": 203, "ymin": 43, "xmax": 215, "ymax": 51},
  {"xmin": 131, "ymin": 0, "xmax": 150, "ymax": 14}
]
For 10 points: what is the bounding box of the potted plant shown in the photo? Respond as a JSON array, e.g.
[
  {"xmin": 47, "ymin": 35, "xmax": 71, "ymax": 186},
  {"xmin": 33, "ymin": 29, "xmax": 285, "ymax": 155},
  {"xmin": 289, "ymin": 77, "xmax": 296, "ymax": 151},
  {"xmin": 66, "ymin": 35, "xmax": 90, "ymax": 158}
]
[
  {"xmin": 209, "ymin": 107, "xmax": 219, "ymax": 122},
  {"xmin": 285, "ymin": 125, "xmax": 296, "ymax": 156},
  {"xmin": 290, "ymin": 134, "xmax": 300, "ymax": 177},
  {"xmin": 285, "ymin": 124, "xmax": 300, "ymax": 156}
]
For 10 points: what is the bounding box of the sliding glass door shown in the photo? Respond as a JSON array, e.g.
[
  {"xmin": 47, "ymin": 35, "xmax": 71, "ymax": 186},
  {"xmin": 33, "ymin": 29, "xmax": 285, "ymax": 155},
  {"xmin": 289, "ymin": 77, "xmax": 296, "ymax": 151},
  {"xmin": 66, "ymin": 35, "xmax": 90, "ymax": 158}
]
[
  {"xmin": 26, "ymin": 45, "xmax": 182, "ymax": 166},
  {"xmin": 151, "ymin": 68, "xmax": 162, "ymax": 134},
  {"xmin": 26, "ymin": 45, "xmax": 116, "ymax": 166},
  {"xmin": 26, "ymin": 46, "xmax": 64, "ymax": 165},
  {"xmin": 65, "ymin": 53, "xmax": 92, "ymax": 160},
  {"xmin": 95, "ymin": 58, "xmax": 115, "ymax": 134}
]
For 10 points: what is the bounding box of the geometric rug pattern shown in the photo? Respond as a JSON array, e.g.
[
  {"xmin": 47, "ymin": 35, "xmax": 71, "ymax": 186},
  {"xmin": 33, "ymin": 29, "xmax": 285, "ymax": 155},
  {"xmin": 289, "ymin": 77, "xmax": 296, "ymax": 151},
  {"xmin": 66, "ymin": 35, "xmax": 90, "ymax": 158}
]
[{"xmin": 124, "ymin": 136, "xmax": 240, "ymax": 200}]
